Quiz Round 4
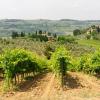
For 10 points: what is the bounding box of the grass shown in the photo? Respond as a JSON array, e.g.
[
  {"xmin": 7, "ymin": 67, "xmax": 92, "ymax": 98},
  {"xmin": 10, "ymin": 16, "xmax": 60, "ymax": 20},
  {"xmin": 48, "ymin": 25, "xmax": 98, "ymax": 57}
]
[{"xmin": 77, "ymin": 39, "xmax": 100, "ymax": 49}]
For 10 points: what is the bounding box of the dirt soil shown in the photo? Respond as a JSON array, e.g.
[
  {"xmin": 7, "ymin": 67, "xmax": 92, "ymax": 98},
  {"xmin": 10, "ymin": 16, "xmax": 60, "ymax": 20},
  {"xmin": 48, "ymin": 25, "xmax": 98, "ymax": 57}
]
[{"xmin": 0, "ymin": 72, "xmax": 100, "ymax": 100}]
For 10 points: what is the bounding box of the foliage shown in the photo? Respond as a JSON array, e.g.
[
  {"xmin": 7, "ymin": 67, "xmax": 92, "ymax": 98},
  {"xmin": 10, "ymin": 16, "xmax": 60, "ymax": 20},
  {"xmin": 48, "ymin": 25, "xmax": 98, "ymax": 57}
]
[
  {"xmin": 11, "ymin": 31, "xmax": 26, "ymax": 39},
  {"xmin": 11, "ymin": 31, "xmax": 19, "ymax": 39},
  {"xmin": 50, "ymin": 46, "xmax": 71, "ymax": 86},
  {"xmin": 74, "ymin": 25, "xmax": 100, "ymax": 40},
  {"xmin": 73, "ymin": 29, "xmax": 81, "ymax": 36},
  {"xmin": 0, "ymin": 49, "xmax": 47, "ymax": 90},
  {"xmin": 0, "ymin": 37, "xmax": 99, "ymax": 91},
  {"xmin": 85, "ymin": 34, "xmax": 91, "ymax": 39},
  {"xmin": 67, "ymin": 57, "xmax": 79, "ymax": 72},
  {"xmin": 77, "ymin": 54, "xmax": 91, "ymax": 73},
  {"xmin": 89, "ymin": 50, "xmax": 100, "ymax": 74},
  {"xmin": 57, "ymin": 35, "xmax": 76, "ymax": 43},
  {"xmin": 72, "ymin": 50, "xmax": 100, "ymax": 75},
  {"xmin": 30, "ymin": 34, "xmax": 48, "ymax": 42},
  {"xmin": 20, "ymin": 32, "xmax": 25, "ymax": 37},
  {"xmin": 44, "ymin": 44, "xmax": 55, "ymax": 59}
]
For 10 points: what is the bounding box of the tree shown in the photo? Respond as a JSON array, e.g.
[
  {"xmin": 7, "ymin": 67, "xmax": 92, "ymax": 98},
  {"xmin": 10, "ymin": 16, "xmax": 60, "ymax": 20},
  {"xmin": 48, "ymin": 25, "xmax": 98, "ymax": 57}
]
[
  {"xmin": 38, "ymin": 35, "xmax": 48, "ymax": 42},
  {"xmin": 11, "ymin": 31, "xmax": 19, "ymax": 39},
  {"xmin": 73, "ymin": 29, "xmax": 81, "ymax": 36},
  {"xmin": 91, "ymin": 25, "xmax": 96, "ymax": 29},
  {"xmin": 53, "ymin": 33, "xmax": 57, "ymax": 38},
  {"xmin": 36, "ymin": 30, "xmax": 38, "ymax": 35},
  {"xmin": 39, "ymin": 30, "xmax": 42, "ymax": 35},
  {"xmin": 96, "ymin": 26, "xmax": 100, "ymax": 33},
  {"xmin": 48, "ymin": 32, "xmax": 51, "ymax": 36},
  {"xmin": 28, "ymin": 33, "xmax": 31, "ymax": 36},
  {"xmin": 20, "ymin": 32, "xmax": 25, "ymax": 37}
]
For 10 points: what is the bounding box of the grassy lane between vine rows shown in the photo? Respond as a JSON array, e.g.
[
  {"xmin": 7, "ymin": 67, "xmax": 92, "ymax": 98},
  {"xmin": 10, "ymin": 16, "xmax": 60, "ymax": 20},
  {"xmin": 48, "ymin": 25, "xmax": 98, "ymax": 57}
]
[{"xmin": 77, "ymin": 39, "xmax": 100, "ymax": 49}]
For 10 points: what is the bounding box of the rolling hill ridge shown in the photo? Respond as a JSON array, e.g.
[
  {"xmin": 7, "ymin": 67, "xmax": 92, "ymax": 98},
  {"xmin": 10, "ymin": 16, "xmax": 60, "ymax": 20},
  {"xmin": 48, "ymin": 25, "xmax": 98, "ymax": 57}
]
[{"xmin": 0, "ymin": 19, "xmax": 100, "ymax": 36}]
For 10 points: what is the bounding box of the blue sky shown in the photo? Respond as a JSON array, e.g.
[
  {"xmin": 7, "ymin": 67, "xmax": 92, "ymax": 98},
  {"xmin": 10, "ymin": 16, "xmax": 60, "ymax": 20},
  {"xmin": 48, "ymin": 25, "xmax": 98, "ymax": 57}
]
[{"xmin": 0, "ymin": 0, "xmax": 100, "ymax": 20}]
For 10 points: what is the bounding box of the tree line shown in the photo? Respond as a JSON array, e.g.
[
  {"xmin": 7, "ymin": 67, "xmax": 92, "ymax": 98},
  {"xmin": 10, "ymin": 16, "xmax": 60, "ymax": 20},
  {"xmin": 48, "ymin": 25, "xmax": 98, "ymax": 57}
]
[{"xmin": 11, "ymin": 30, "xmax": 57, "ymax": 42}]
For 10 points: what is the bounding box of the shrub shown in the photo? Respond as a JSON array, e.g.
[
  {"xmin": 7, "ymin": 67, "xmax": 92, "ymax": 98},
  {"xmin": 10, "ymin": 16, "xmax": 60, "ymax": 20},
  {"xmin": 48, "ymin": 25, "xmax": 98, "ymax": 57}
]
[
  {"xmin": 0, "ymin": 49, "xmax": 47, "ymax": 90},
  {"xmin": 44, "ymin": 44, "xmax": 55, "ymax": 59},
  {"xmin": 57, "ymin": 35, "xmax": 76, "ymax": 43},
  {"xmin": 73, "ymin": 29, "xmax": 81, "ymax": 36},
  {"xmin": 50, "ymin": 46, "xmax": 71, "ymax": 86},
  {"xmin": 74, "ymin": 50, "xmax": 100, "ymax": 75},
  {"xmin": 89, "ymin": 50, "xmax": 100, "ymax": 74}
]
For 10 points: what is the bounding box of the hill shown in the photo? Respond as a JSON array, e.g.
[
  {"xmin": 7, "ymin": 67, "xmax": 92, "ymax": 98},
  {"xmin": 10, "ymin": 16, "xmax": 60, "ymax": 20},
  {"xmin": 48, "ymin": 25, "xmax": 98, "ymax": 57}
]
[{"xmin": 0, "ymin": 19, "xmax": 100, "ymax": 36}]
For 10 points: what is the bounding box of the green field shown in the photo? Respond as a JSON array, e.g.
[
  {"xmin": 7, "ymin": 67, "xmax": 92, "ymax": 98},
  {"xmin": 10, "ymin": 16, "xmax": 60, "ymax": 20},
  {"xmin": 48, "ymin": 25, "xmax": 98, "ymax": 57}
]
[{"xmin": 77, "ymin": 39, "xmax": 100, "ymax": 49}]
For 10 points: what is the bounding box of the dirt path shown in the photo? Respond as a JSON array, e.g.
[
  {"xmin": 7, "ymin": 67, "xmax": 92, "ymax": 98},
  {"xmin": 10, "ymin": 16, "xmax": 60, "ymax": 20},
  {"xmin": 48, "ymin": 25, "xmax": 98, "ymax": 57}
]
[
  {"xmin": 41, "ymin": 74, "xmax": 55, "ymax": 100},
  {"xmin": 73, "ymin": 72, "xmax": 100, "ymax": 89},
  {"xmin": 0, "ymin": 72, "xmax": 100, "ymax": 100},
  {"xmin": 0, "ymin": 73, "xmax": 53, "ymax": 100},
  {"xmin": 48, "ymin": 72, "xmax": 100, "ymax": 100}
]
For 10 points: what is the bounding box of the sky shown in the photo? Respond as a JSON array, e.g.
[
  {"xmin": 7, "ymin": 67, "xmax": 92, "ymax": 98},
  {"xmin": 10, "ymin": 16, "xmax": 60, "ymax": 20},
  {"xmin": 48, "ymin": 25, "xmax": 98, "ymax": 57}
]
[{"xmin": 0, "ymin": 0, "xmax": 100, "ymax": 20}]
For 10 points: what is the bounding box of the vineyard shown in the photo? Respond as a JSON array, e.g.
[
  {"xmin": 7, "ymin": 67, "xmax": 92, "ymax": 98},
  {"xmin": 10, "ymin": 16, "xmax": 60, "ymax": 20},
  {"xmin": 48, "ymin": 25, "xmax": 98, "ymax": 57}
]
[
  {"xmin": 0, "ymin": 37, "xmax": 100, "ymax": 100},
  {"xmin": 0, "ymin": 0, "xmax": 100, "ymax": 99}
]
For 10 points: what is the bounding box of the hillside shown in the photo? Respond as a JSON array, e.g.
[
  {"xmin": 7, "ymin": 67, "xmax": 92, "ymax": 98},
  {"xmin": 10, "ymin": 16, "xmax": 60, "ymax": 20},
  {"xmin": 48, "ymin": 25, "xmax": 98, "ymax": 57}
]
[{"xmin": 0, "ymin": 19, "xmax": 100, "ymax": 36}]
